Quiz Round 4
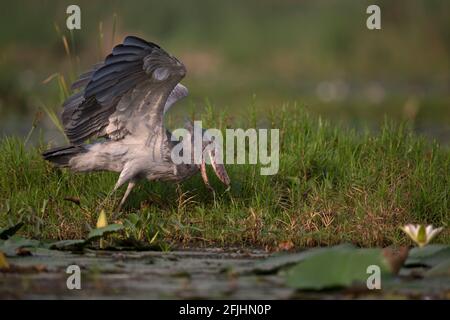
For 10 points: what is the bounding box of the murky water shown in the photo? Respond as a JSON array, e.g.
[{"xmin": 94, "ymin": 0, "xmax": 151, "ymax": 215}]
[
  {"xmin": 1, "ymin": 248, "xmax": 294, "ymax": 299},
  {"xmin": 2, "ymin": 247, "xmax": 449, "ymax": 299}
]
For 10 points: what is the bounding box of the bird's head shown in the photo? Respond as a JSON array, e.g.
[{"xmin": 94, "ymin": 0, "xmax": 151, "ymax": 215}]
[
  {"xmin": 183, "ymin": 121, "xmax": 231, "ymax": 190},
  {"xmin": 144, "ymin": 48, "xmax": 186, "ymax": 85}
]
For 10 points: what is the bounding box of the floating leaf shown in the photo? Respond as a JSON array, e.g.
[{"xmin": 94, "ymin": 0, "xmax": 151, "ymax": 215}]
[
  {"xmin": 285, "ymin": 246, "xmax": 392, "ymax": 290},
  {"xmin": 0, "ymin": 222, "xmax": 24, "ymax": 240},
  {"xmin": 405, "ymin": 245, "xmax": 450, "ymax": 268},
  {"xmin": 235, "ymin": 244, "xmax": 355, "ymax": 275},
  {"xmin": 0, "ymin": 236, "xmax": 41, "ymax": 256},
  {"xmin": 49, "ymin": 239, "xmax": 86, "ymax": 251},
  {"xmin": 425, "ymin": 260, "xmax": 450, "ymax": 278},
  {"xmin": 87, "ymin": 224, "xmax": 124, "ymax": 243}
]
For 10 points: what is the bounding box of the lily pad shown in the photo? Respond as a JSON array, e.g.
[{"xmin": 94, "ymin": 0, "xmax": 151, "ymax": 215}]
[
  {"xmin": 86, "ymin": 224, "xmax": 124, "ymax": 243},
  {"xmin": 424, "ymin": 260, "xmax": 450, "ymax": 278},
  {"xmin": 0, "ymin": 235, "xmax": 41, "ymax": 256},
  {"xmin": 238, "ymin": 244, "xmax": 355, "ymax": 275},
  {"xmin": 48, "ymin": 239, "xmax": 87, "ymax": 251},
  {"xmin": 0, "ymin": 222, "xmax": 24, "ymax": 240},
  {"xmin": 405, "ymin": 245, "xmax": 450, "ymax": 268},
  {"xmin": 285, "ymin": 246, "xmax": 392, "ymax": 290}
]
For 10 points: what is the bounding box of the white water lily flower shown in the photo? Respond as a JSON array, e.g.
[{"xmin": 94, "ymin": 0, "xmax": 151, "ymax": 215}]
[{"xmin": 400, "ymin": 224, "xmax": 443, "ymax": 247}]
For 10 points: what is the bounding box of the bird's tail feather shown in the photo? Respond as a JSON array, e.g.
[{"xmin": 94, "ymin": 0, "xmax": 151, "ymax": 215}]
[{"xmin": 42, "ymin": 145, "xmax": 87, "ymax": 167}]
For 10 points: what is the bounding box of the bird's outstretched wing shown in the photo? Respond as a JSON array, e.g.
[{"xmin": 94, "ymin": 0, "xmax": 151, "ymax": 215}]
[{"xmin": 62, "ymin": 36, "xmax": 188, "ymax": 145}]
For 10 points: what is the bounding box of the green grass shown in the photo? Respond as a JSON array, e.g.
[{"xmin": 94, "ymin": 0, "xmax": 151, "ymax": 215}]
[
  {"xmin": 0, "ymin": 106, "xmax": 448, "ymax": 248},
  {"xmin": 0, "ymin": 2, "xmax": 448, "ymax": 253}
]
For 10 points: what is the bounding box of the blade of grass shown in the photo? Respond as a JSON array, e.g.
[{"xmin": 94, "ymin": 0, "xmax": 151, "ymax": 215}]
[
  {"xmin": 111, "ymin": 13, "xmax": 117, "ymax": 47},
  {"xmin": 38, "ymin": 101, "xmax": 67, "ymax": 141}
]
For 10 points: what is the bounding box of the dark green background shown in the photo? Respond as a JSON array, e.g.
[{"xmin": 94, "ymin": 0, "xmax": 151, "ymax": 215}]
[{"xmin": 0, "ymin": 0, "xmax": 448, "ymax": 143}]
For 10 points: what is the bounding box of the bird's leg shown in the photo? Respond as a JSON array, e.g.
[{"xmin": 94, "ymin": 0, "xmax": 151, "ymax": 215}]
[
  {"xmin": 96, "ymin": 163, "xmax": 138, "ymax": 220},
  {"xmin": 95, "ymin": 183, "xmax": 121, "ymax": 213},
  {"xmin": 95, "ymin": 175, "xmax": 128, "ymax": 217},
  {"xmin": 115, "ymin": 181, "xmax": 136, "ymax": 214}
]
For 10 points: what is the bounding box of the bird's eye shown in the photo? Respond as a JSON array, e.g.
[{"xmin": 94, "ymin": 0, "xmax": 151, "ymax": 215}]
[{"xmin": 153, "ymin": 67, "xmax": 169, "ymax": 81}]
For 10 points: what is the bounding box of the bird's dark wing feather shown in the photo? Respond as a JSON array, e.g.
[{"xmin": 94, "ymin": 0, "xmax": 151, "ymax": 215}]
[
  {"xmin": 70, "ymin": 63, "xmax": 104, "ymax": 90},
  {"xmin": 62, "ymin": 36, "xmax": 187, "ymax": 145}
]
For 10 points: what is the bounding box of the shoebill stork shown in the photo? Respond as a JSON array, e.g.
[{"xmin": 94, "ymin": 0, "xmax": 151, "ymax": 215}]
[{"xmin": 43, "ymin": 36, "xmax": 230, "ymax": 211}]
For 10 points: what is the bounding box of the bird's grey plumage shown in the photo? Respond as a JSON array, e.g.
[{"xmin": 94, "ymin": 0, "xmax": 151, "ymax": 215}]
[
  {"xmin": 62, "ymin": 36, "xmax": 171, "ymax": 144},
  {"xmin": 43, "ymin": 36, "xmax": 230, "ymax": 211}
]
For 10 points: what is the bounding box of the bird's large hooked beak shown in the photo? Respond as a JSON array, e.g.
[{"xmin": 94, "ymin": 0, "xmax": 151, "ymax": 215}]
[
  {"xmin": 184, "ymin": 120, "xmax": 230, "ymax": 190},
  {"xmin": 200, "ymin": 143, "xmax": 231, "ymax": 190}
]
